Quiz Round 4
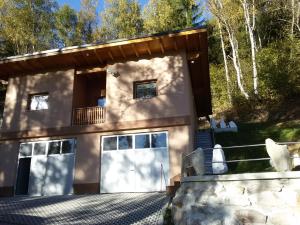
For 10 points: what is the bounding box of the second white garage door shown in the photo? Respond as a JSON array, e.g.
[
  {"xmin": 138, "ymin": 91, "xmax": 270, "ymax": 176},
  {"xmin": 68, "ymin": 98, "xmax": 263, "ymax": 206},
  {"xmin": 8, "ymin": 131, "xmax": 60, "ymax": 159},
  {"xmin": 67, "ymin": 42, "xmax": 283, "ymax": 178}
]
[{"xmin": 100, "ymin": 132, "xmax": 169, "ymax": 193}]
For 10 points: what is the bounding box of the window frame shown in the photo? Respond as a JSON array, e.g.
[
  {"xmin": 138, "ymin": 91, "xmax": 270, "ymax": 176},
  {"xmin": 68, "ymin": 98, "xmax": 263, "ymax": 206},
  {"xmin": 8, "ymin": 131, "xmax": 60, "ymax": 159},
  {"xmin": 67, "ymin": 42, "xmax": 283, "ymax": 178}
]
[
  {"xmin": 102, "ymin": 131, "xmax": 168, "ymax": 152},
  {"xmin": 133, "ymin": 80, "xmax": 158, "ymax": 99},
  {"xmin": 18, "ymin": 138, "xmax": 76, "ymax": 158},
  {"xmin": 27, "ymin": 92, "xmax": 49, "ymax": 111}
]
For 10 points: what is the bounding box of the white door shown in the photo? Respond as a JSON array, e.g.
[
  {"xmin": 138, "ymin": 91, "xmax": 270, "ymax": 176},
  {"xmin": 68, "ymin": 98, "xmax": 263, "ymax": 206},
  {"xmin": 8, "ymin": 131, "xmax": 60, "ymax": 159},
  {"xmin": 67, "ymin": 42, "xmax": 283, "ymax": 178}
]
[
  {"xmin": 28, "ymin": 155, "xmax": 47, "ymax": 196},
  {"xmin": 100, "ymin": 132, "xmax": 169, "ymax": 193},
  {"xmin": 43, "ymin": 154, "xmax": 75, "ymax": 195}
]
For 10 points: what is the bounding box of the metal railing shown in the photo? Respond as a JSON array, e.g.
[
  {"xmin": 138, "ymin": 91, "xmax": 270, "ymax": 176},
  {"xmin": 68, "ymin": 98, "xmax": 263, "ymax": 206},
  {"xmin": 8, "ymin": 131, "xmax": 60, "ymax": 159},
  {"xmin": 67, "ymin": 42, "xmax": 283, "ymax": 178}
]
[
  {"xmin": 182, "ymin": 142, "xmax": 300, "ymax": 175},
  {"xmin": 72, "ymin": 106, "xmax": 106, "ymax": 125}
]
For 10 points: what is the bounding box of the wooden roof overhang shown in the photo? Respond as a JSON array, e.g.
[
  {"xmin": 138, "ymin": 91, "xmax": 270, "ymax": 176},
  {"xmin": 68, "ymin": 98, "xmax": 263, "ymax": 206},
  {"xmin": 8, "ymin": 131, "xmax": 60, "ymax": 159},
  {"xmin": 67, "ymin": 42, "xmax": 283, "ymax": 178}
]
[{"xmin": 0, "ymin": 27, "xmax": 212, "ymax": 116}]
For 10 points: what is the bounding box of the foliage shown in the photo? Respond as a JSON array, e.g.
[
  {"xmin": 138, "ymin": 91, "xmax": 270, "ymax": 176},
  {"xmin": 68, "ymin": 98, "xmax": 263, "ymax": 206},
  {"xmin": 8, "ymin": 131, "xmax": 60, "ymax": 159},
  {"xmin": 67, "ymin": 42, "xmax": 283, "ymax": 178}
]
[
  {"xmin": 143, "ymin": 0, "xmax": 203, "ymax": 33},
  {"xmin": 0, "ymin": 0, "xmax": 58, "ymax": 55},
  {"xmin": 215, "ymin": 120, "xmax": 300, "ymax": 173},
  {"xmin": 55, "ymin": 5, "xmax": 78, "ymax": 47},
  {"xmin": 100, "ymin": 0, "xmax": 143, "ymax": 40}
]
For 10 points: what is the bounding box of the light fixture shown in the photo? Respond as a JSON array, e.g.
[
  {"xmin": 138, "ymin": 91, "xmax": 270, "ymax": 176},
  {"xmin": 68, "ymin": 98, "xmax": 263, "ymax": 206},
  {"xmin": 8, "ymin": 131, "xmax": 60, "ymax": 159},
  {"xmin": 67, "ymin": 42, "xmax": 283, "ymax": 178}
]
[{"xmin": 107, "ymin": 68, "xmax": 120, "ymax": 78}]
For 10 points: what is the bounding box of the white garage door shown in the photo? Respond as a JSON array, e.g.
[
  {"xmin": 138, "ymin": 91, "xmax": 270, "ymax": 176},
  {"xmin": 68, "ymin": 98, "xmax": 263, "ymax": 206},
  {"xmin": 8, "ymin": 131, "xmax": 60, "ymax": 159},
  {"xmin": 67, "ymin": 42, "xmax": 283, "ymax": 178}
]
[
  {"xmin": 15, "ymin": 139, "xmax": 76, "ymax": 196},
  {"xmin": 100, "ymin": 132, "xmax": 169, "ymax": 193}
]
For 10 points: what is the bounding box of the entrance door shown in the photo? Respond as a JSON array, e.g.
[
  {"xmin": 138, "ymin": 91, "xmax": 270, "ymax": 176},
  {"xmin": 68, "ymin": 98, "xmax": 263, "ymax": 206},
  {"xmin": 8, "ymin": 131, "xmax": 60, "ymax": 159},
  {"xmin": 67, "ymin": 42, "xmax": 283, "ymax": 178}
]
[{"xmin": 100, "ymin": 132, "xmax": 169, "ymax": 193}]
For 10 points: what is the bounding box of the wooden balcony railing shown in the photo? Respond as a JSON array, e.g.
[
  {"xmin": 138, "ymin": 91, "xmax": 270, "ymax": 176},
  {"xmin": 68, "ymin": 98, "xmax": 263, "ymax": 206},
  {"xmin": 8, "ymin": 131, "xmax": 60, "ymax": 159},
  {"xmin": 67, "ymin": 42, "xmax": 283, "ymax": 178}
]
[{"xmin": 72, "ymin": 106, "xmax": 105, "ymax": 125}]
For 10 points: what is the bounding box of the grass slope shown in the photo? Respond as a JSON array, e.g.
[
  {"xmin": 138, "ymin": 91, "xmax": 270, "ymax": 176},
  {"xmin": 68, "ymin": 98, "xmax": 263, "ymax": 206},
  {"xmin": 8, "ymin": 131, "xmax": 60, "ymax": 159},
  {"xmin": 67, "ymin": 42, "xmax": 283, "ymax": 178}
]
[{"xmin": 214, "ymin": 120, "xmax": 300, "ymax": 173}]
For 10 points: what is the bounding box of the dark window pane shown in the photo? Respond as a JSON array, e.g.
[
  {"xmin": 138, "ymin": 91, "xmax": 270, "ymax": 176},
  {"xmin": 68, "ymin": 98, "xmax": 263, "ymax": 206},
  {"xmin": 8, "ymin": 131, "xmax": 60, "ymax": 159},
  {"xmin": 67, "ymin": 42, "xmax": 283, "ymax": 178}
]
[
  {"xmin": 19, "ymin": 143, "xmax": 32, "ymax": 157},
  {"xmin": 62, "ymin": 140, "xmax": 73, "ymax": 154},
  {"xmin": 103, "ymin": 137, "xmax": 117, "ymax": 151},
  {"xmin": 151, "ymin": 133, "xmax": 167, "ymax": 148},
  {"xmin": 118, "ymin": 136, "xmax": 132, "ymax": 150},
  {"xmin": 48, "ymin": 141, "xmax": 61, "ymax": 155},
  {"xmin": 135, "ymin": 134, "xmax": 150, "ymax": 149},
  {"xmin": 33, "ymin": 142, "xmax": 46, "ymax": 155},
  {"xmin": 135, "ymin": 81, "xmax": 157, "ymax": 99}
]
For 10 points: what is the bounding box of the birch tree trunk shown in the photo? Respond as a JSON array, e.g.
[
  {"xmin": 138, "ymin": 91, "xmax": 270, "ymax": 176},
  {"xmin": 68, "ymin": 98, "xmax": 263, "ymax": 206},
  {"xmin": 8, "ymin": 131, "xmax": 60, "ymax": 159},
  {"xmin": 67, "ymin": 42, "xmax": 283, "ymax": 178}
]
[
  {"xmin": 210, "ymin": 0, "xmax": 249, "ymax": 99},
  {"xmin": 241, "ymin": 0, "xmax": 258, "ymax": 95},
  {"xmin": 291, "ymin": 0, "xmax": 295, "ymax": 35},
  {"xmin": 224, "ymin": 21, "xmax": 249, "ymax": 99},
  {"xmin": 217, "ymin": 19, "xmax": 232, "ymax": 104}
]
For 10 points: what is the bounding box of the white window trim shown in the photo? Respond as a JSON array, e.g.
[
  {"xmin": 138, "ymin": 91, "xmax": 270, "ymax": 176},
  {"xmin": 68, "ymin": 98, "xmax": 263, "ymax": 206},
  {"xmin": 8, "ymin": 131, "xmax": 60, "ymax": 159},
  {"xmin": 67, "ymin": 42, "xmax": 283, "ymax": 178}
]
[
  {"xmin": 102, "ymin": 131, "xmax": 168, "ymax": 152},
  {"xmin": 18, "ymin": 139, "xmax": 76, "ymax": 159}
]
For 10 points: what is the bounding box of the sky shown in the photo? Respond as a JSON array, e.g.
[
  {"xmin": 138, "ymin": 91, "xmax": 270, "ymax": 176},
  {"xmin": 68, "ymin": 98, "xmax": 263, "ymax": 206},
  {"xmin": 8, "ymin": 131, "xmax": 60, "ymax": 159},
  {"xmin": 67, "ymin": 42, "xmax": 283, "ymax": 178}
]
[{"xmin": 57, "ymin": 0, "xmax": 149, "ymax": 12}]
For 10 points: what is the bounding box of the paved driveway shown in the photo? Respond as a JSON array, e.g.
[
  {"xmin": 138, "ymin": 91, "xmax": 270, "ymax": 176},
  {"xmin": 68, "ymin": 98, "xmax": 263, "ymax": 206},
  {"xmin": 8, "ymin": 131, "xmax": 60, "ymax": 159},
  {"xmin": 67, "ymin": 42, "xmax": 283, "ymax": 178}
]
[{"xmin": 0, "ymin": 192, "xmax": 168, "ymax": 225}]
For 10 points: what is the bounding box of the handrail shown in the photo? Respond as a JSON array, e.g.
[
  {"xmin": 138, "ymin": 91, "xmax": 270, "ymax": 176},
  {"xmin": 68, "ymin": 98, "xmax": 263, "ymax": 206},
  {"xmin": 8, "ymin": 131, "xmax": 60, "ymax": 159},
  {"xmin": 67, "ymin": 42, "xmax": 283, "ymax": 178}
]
[{"xmin": 184, "ymin": 141, "xmax": 300, "ymax": 158}]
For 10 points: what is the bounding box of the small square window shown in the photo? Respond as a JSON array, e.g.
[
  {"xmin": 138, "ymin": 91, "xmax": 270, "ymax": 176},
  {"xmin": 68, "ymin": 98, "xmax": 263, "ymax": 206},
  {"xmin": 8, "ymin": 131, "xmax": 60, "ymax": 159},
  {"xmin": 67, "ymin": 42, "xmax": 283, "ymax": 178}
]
[
  {"xmin": 103, "ymin": 137, "xmax": 117, "ymax": 151},
  {"xmin": 19, "ymin": 143, "xmax": 32, "ymax": 157},
  {"xmin": 134, "ymin": 80, "xmax": 157, "ymax": 99},
  {"xmin": 48, "ymin": 141, "xmax": 61, "ymax": 155},
  {"xmin": 33, "ymin": 142, "xmax": 46, "ymax": 155},
  {"xmin": 28, "ymin": 93, "xmax": 49, "ymax": 110},
  {"xmin": 151, "ymin": 133, "xmax": 167, "ymax": 148},
  {"xmin": 118, "ymin": 135, "xmax": 132, "ymax": 150}
]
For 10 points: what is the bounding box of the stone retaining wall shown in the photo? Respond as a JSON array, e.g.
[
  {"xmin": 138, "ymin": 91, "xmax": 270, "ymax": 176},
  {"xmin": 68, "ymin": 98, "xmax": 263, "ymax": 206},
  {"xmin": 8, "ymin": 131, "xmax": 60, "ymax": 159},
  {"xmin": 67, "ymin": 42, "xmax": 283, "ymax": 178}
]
[{"xmin": 172, "ymin": 171, "xmax": 300, "ymax": 225}]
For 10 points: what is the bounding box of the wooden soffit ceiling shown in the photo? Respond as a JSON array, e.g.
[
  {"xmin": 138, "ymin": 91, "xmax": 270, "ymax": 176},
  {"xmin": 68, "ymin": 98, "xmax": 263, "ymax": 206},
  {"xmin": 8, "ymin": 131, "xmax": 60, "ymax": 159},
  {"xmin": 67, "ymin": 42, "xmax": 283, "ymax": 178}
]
[{"xmin": 0, "ymin": 28, "xmax": 208, "ymax": 78}]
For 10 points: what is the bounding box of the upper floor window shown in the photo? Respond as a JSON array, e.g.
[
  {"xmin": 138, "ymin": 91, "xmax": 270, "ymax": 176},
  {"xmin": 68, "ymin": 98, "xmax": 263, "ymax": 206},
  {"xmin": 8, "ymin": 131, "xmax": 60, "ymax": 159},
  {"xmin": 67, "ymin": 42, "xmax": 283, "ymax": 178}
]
[
  {"xmin": 134, "ymin": 80, "xmax": 157, "ymax": 99},
  {"xmin": 28, "ymin": 93, "xmax": 49, "ymax": 111}
]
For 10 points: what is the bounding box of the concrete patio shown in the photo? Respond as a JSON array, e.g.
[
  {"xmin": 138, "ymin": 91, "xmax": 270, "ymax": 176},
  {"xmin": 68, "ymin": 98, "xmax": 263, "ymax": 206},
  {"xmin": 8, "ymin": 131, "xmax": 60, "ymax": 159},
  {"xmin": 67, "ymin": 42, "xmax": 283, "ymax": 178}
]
[{"xmin": 0, "ymin": 192, "xmax": 168, "ymax": 225}]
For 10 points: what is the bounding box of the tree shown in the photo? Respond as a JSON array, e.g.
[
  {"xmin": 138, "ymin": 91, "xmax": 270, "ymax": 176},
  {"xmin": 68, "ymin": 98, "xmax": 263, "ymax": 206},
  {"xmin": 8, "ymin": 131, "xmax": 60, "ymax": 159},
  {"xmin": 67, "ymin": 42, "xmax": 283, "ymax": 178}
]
[
  {"xmin": 143, "ymin": 0, "xmax": 204, "ymax": 33},
  {"xmin": 0, "ymin": 0, "xmax": 57, "ymax": 55},
  {"xmin": 55, "ymin": 5, "xmax": 78, "ymax": 47},
  {"xmin": 99, "ymin": 0, "xmax": 143, "ymax": 40},
  {"xmin": 77, "ymin": 0, "xmax": 98, "ymax": 44}
]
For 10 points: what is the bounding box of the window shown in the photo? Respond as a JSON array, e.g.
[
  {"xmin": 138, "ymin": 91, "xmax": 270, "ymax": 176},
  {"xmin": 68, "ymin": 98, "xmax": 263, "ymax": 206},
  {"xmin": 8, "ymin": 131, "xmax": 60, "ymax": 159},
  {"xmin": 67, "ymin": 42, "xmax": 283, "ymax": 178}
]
[
  {"xmin": 19, "ymin": 143, "xmax": 33, "ymax": 157},
  {"xmin": 33, "ymin": 142, "xmax": 47, "ymax": 155},
  {"xmin": 118, "ymin": 135, "xmax": 132, "ymax": 150},
  {"xmin": 102, "ymin": 132, "xmax": 167, "ymax": 151},
  {"xmin": 151, "ymin": 133, "xmax": 167, "ymax": 148},
  {"xmin": 28, "ymin": 93, "xmax": 49, "ymax": 110},
  {"xmin": 48, "ymin": 141, "xmax": 61, "ymax": 155},
  {"xmin": 135, "ymin": 134, "xmax": 150, "ymax": 149},
  {"xmin": 103, "ymin": 137, "xmax": 117, "ymax": 151},
  {"xmin": 134, "ymin": 80, "xmax": 157, "ymax": 99}
]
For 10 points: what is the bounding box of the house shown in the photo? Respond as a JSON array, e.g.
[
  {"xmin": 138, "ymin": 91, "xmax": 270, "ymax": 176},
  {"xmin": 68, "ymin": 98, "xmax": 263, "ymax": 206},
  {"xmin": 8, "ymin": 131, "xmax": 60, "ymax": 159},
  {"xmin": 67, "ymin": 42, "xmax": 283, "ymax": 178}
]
[{"xmin": 0, "ymin": 27, "xmax": 211, "ymax": 197}]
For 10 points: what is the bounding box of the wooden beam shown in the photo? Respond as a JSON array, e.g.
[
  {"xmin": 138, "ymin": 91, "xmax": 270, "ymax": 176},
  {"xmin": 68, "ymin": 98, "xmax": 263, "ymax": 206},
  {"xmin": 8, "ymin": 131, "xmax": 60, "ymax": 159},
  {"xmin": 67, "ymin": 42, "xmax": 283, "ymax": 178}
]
[
  {"xmin": 146, "ymin": 42, "xmax": 152, "ymax": 55},
  {"xmin": 76, "ymin": 66, "xmax": 107, "ymax": 75},
  {"xmin": 131, "ymin": 44, "xmax": 139, "ymax": 57},
  {"xmin": 118, "ymin": 46, "xmax": 126, "ymax": 59},
  {"xmin": 185, "ymin": 35, "xmax": 189, "ymax": 51},
  {"xmin": 159, "ymin": 39, "xmax": 165, "ymax": 54},
  {"xmin": 94, "ymin": 49, "xmax": 103, "ymax": 64},
  {"xmin": 198, "ymin": 34, "xmax": 202, "ymax": 51},
  {"xmin": 107, "ymin": 50, "xmax": 114, "ymax": 60},
  {"xmin": 173, "ymin": 37, "xmax": 178, "ymax": 51}
]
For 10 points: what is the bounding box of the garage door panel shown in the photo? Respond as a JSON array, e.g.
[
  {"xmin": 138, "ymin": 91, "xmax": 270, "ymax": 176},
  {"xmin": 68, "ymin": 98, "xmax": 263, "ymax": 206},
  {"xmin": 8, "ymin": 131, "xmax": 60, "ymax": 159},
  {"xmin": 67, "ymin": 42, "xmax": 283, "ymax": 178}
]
[
  {"xmin": 101, "ymin": 150, "xmax": 135, "ymax": 193},
  {"xmin": 100, "ymin": 132, "xmax": 169, "ymax": 193},
  {"xmin": 28, "ymin": 156, "xmax": 47, "ymax": 196},
  {"xmin": 43, "ymin": 154, "xmax": 75, "ymax": 195}
]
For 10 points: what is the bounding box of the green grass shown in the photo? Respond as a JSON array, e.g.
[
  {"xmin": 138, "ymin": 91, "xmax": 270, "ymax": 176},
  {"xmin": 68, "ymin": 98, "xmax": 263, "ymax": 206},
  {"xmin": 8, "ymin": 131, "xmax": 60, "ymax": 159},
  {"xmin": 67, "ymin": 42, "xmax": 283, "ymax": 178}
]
[{"xmin": 214, "ymin": 120, "xmax": 300, "ymax": 173}]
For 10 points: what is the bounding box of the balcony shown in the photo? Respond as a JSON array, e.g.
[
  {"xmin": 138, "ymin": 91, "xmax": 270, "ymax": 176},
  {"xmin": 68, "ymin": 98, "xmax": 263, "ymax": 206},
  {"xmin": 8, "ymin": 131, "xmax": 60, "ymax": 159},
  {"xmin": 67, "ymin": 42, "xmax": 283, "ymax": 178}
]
[{"xmin": 72, "ymin": 106, "xmax": 106, "ymax": 125}]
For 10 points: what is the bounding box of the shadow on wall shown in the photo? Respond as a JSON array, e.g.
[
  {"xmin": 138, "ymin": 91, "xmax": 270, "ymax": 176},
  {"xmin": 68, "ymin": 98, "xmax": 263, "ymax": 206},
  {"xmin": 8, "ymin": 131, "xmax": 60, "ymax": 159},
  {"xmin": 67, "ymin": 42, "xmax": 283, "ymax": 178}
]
[
  {"xmin": 106, "ymin": 53, "xmax": 190, "ymax": 123},
  {"xmin": 2, "ymin": 69, "xmax": 74, "ymax": 132}
]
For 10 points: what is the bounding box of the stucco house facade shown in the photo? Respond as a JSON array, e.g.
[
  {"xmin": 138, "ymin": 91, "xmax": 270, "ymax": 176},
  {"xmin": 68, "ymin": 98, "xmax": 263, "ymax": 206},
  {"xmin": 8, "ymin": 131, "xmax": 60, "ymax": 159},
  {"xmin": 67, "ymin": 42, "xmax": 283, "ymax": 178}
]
[{"xmin": 0, "ymin": 27, "xmax": 211, "ymax": 197}]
